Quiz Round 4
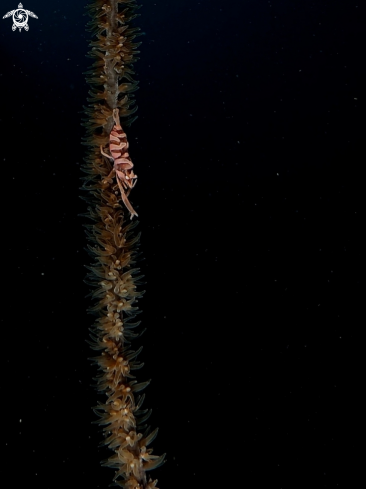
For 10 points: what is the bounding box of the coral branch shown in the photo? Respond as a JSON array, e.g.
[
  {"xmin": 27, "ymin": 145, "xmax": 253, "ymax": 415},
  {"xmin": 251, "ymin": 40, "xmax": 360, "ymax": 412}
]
[{"xmin": 81, "ymin": 1, "xmax": 165, "ymax": 487}]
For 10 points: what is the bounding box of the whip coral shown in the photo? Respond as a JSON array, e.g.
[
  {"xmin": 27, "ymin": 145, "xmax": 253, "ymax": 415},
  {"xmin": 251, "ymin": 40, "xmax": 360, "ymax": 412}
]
[{"xmin": 81, "ymin": 1, "xmax": 165, "ymax": 487}]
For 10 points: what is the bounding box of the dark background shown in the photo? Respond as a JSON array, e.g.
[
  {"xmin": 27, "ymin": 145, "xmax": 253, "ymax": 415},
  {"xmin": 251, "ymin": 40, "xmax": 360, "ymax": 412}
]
[{"xmin": 0, "ymin": 0, "xmax": 363, "ymax": 488}]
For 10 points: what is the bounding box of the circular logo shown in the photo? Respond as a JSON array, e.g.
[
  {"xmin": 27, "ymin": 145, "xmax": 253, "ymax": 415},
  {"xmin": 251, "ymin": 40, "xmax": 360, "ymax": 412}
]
[{"xmin": 13, "ymin": 9, "xmax": 28, "ymax": 29}]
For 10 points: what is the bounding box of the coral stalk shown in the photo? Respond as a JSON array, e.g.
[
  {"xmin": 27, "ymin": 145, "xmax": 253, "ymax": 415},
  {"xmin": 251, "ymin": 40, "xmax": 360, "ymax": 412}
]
[{"xmin": 80, "ymin": 1, "xmax": 165, "ymax": 487}]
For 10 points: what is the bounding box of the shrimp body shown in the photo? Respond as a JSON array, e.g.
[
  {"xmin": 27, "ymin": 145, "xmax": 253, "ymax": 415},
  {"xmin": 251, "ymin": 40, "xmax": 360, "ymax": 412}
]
[{"xmin": 101, "ymin": 108, "xmax": 138, "ymax": 219}]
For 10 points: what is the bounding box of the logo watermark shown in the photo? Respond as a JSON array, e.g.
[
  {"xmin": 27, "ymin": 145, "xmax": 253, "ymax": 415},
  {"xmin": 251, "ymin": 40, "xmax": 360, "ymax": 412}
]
[{"xmin": 2, "ymin": 3, "xmax": 38, "ymax": 32}]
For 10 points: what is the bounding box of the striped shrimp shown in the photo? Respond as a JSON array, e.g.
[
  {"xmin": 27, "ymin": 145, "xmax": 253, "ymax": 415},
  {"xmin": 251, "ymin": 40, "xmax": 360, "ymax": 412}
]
[{"xmin": 100, "ymin": 108, "xmax": 138, "ymax": 219}]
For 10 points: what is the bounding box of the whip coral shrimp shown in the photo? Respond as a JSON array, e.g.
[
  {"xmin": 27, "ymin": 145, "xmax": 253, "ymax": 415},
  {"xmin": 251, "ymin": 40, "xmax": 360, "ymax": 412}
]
[{"xmin": 101, "ymin": 108, "xmax": 138, "ymax": 219}]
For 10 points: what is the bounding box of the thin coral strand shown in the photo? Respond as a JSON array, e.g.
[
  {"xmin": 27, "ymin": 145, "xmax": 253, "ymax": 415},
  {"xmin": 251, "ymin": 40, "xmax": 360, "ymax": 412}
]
[{"xmin": 81, "ymin": 1, "xmax": 165, "ymax": 488}]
